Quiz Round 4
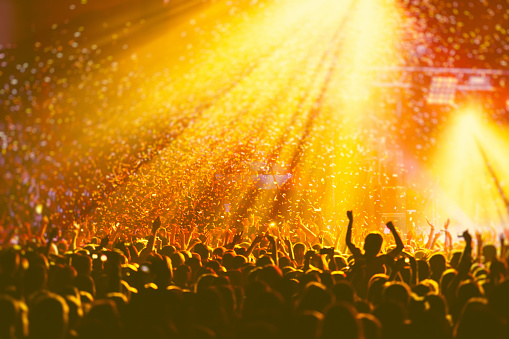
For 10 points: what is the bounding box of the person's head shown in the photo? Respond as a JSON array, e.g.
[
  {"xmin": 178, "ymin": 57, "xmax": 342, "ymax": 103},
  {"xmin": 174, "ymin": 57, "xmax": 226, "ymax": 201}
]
[
  {"xmin": 49, "ymin": 264, "xmax": 77, "ymax": 293},
  {"xmin": 416, "ymin": 259, "xmax": 430, "ymax": 281},
  {"xmin": 322, "ymin": 302, "xmax": 362, "ymax": 339},
  {"xmin": 428, "ymin": 253, "xmax": 447, "ymax": 277},
  {"xmin": 222, "ymin": 251, "xmax": 236, "ymax": 270},
  {"xmin": 173, "ymin": 265, "xmax": 191, "ymax": 288},
  {"xmin": 159, "ymin": 245, "xmax": 176, "ymax": 257},
  {"xmin": 29, "ymin": 293, "xmax": 69, "ymax": 339},
  {"xmin": 488, "ymin": 280, "xmax": 509, "ymax": 321},
  {"xmin": 0, "ymin": 295, "xmax": 28, "ymax": 339},
  {"xmin": 482, "ymin": 244, "xmax": 497, "ymax": 263},
  {"xmin": 449, "ymin": 250, "xmax": 462, "ymax": 269},
  {"xmin": 257, "ymin": 265, "xmax": 283, "ymax": 289},
  {"xmin": 289, "ymin": 310, "xmax": 323, "ymax": 339},
  {"xmin": 235, "ymin": 320, "xmax": 278, "ymax": 339},
  {"xmin": 148, "ymin": 254, "xmax": 173, "ymax": 288},
  {"xmin": 0, "ymin": 250, "xmax": 20, "ymax": 278},
  {"xmin": 293, "ymin": 243, "xmax": 306, "ymax": 260},
  {"xmin": 277, "ymin": 276, "xmax": 300, "ymax": 302},
  {"xmin": 169, "ymin": 252, "xmax": 185, "ymax": 268},
  {"xmin": 372, "ymin": 301, "xmax": 407, "ymax": 338},
  {"xmin": 364, "ymin": 233, "xmax": 383, "ymax": 256},
  {"xmin": 232, "ymin": 255, "xmax": 247, "ymax": 270},
  {"xmin": 296, "ymin": 282, "xmax": 332, "ymax": 314},
  {"xmin": 185, "ymin": 256, "xmax": 202, "ymax": 277},
  {"xmin": 70, "ymin": 254, "xmax": 92, "ymax": 276},
  {"xmin": 489, "ymin": 259, "xmax": 506, "ymax": 284},
  {"xmin": 439, "ymin": 269, "xmax": 456, "ymax": 295},
  {"xmin": 234, "ymin": 246, "xmax": 247, "ymax": 256},
  {"xmin": 383, "ymin": 281, "xmax": 411, "ymax": 310},
  {"xmin": 454, "ymin": 298, "xmax": 504, "ymax": 339},
  {"xmin": 413, "ymin": 278, "xmax": 439, "ymax": 297},
  {"xmin": 57, "ymin": 241, "xmax": 68, "ymax": 254},
  {"xmin": 455, "ymin": 280, "xmax": 484, "ymax": 320},
  {"xmin": 64, "ymin": 294, "xmax": 83, "ymax": 332},
  {"xmin": 193, "ymin": 243, "xmax": 210, "ymax": 262},
  {"xmin": 204, "ymin": 259, "xmax": 222, "ymax": 273},
  {"xmin": 358, "ymin": 313, "xmax": 382, "ymax": 339},
  {"xmin": 256, "ymin": 255, "xmax": 275, "ymax": 267},
  {"xmin": 425, "ymin": 293, "xmax": 448, "ymax": 320},
  {"xmin": 216, "ymin": 284, "xmax": 237, "ymax": 317},
  {"xmin": 333, "ymin": 255, "xmax": 348, "ymax": 271},
  {"xmin": 212, "ymin": 247, "xmax": 224, "ymax": 259},
  {"xmin": 24, "ymin": 262, "xmax": 48, "ymax": 296},
  {"xmin": 367, "ymin": 274, "xmax": 389, "ymax": 307},
  {"xmin": 332, "ymin": 280, "xmax": 356, "ymax": 304},
  {"xmin": 242, "ymin": 288, "xmax": 284, "ymax": 327},
  {"xmin": 78, "ymin": 299, "xmax": 122, "ymax": 339},
  {"xmin": 195, "ymin": 273, "xmax": 219, "ymax": 293}
]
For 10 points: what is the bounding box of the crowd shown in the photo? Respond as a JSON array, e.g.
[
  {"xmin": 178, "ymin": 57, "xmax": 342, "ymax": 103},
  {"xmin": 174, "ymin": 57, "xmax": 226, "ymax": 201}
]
[
  {"xmin": 1, "ymin": 210, "xmax": 508, "ymax": 339},
  {"xmin": 2, "ymin": 1, "xmax": 509, "ymax": 337},
  {"xmin": 2, "ymin": 0, "xmax": 509, "ymax": 231}
]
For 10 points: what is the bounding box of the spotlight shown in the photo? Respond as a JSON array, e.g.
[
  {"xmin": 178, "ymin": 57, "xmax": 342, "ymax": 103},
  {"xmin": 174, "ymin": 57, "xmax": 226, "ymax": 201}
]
[{"xmin": 427, "ymin": 76, "xmax": 458, "ymax": 105}]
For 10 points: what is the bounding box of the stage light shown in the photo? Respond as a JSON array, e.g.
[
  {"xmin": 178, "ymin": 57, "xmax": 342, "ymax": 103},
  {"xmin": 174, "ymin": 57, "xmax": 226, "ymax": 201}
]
[
  {"xmin": 431, "ymin": 102, "xmax": 509, "ymax": 234},
  {"xmin": 427, "ymin": 76, "xmax": 458, "ymax": 105},
  {"xmin": 456, "ymin": 109, "xmax": 481, "ymax": 136},
  {"xmin": 467, "ymin": 75, "xmax": 492, "ymax": 91}
]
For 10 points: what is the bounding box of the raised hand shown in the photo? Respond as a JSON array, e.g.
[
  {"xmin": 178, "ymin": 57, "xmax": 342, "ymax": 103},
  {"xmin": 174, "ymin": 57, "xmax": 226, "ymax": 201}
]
[
  {"xmin": 48, "ymin": 227, "xmax": 59, "ymax": 241},
  {"xmin": 272, "ymin": 226, "xmax": 280, "ymax": 238},
  {"xmin": 426, "ymin": 218, "xmax": 435, "ymax": 229},
  {"xmin": 322, "ymin": 246, "xmax": 335, "ymax": 256},
  {"xmin": 475, "ymin": 231, "xmax": 482, "ymax": 243},
  {"xmin": 283, "ymin": 236, "xmax": 292, "ymax": 251},
  {"xmin": 305, "ymin": 249, "xmax": 316, "ymax": 259},
  {"xmin": 188, "ymin": 237, "xmax": 200, "ymax": 247},
  {"xmin": 232, "ymin": 231, "xmax": 244, "ymax": 244},
  {"xmin": 386, "ymin": 221, "xmax": 395, "ymax": 230},
  {"xmin": 406, "ymin": 228, "xmax": 414, "ymax": 241},
  {"xmin": 266, "ymin": 234, "xmax": 276, "ymax": 243},
  {"xmin": 444, "ymin": 218, "xmax": 450, "ymax": 230},
  {"xmin": 462, "ymin": 230, "xmax": 472, "ymax": 244},
  {"xmin": 252, "ymin": 234, "xmax": 264, "ymax": 245},
  {"xmin": 151, "ymin": 217, "xmax": 161, "ymax": 234},
  {"xmin": 347, "ymin": 210, "xmax": 353, "ymax": 222},
  {"xmin": 100, "ymin": 234, "xmax": 110, "ymax": 248}
]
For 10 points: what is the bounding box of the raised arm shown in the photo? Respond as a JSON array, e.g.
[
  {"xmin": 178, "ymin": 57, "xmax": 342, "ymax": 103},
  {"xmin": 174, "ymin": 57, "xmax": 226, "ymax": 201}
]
[
  {"xmin": 333, "ymin": 222, "xmax": 343, "ymax": 250},
  {"xmin": 443, "ymin": 219, "xmax": 452, "ymax": 255},
  {"xmin": 500, "ymin": 232, "xmax": 506, "ymax": 261},
  {"xmin": 458, "ymin": 230, "xmax": 473, "ymax": 277},
  {"xmin": 386, "ymin": 221, "xmax": 404, "ymax": 258},
  {"xmin": 267, "ymin": 234, "xmax": 278, "ymax": 266},
  {"xmin": 296, "ymin": 217, "xmax": 317, "ymax": 240},
  {"xmin": 70, "ymin": 229, "xmax": 79, "ymax": 251},
  {"xmin": 446, "ymin": 230, "xmax": 473, "ymax": 304},
  {"xmin": 283, "ymin": 236, "xmax": 295, "ymax": 261},
  {"xmin": 45, "ymin": 227, "xmax": 59, "ymax": 256},
  {"xmin": 345, "ymin": 211, "xmax": 361, "ymax": 257},
  {"xmin": 138, "ymin": 217, "xmax": 161, "ymax": 262},
  {"xmin": 225, "ymin": 231, "xmax": 243, "ymax": 250},
  {"xmin": 475, "ymin": 231, "xmax": 483, "ymax": 263},
  {"xmin": 245, "ymin": 234, "xmax": 263, "ymax": 258},
  {"xmin": 425, "ymin": 218, "xmax": 435, "ymax": 249}
]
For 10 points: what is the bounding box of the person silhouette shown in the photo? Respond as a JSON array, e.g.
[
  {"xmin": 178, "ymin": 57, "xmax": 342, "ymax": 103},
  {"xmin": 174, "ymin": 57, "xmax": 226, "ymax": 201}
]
[{"xmin": 345, "ymin": 211, "xmax": 404, "ymax": 297}]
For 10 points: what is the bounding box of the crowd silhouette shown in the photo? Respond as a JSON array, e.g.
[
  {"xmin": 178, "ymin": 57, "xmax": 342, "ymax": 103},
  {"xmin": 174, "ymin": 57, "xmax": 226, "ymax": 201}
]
[
  {"xmin": 2, "ymin": 1, "xmax": 509, "ymax": 339},
  {"xmin": 1, "ymin": 210, "xmax": 508, "ymax": 339}
]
